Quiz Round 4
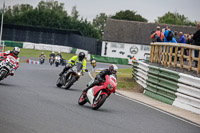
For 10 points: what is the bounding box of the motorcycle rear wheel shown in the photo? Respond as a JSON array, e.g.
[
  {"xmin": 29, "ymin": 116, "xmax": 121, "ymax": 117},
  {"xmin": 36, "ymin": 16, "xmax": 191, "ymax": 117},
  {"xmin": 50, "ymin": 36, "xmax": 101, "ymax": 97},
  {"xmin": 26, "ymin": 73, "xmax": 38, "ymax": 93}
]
[
  {"xmin": 78, "ymin": 93, "xmax": 87, "ymax": 105},
  {"xmin": 0, "ymin": 70, "xmax": 7, "ymax": 80},
  {"xmin": 92, "ymin": 94, "xmax": 107, "ymax": 110}
]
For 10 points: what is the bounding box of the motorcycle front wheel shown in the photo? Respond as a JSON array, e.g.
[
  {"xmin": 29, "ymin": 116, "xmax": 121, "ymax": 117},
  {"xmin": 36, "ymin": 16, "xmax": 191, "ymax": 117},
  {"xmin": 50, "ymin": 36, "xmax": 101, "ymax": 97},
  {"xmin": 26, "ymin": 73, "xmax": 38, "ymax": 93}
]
[
  {"xmin": 78, "ymin": 93, "xmax": 87, "ymax": 105},
  {"xmin": 0, "ymin": 70, "xmax": 7, "ymax": 80},
  {"xmin": 56, "ymin": 77, "xmax": 62, "ymax": 87},
  {"xmin": 92, "ymin": 94, "xmax": 107, "ymax": 110},
  {"xmin": 63, "ymin": 75, "xmax": 76, "ymax": 89}
]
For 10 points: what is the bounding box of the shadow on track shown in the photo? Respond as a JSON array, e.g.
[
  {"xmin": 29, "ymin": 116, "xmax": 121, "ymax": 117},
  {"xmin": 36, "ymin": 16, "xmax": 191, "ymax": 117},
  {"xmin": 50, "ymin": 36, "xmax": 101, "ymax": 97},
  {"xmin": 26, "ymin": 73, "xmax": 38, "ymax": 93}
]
[{"xmin": 0, "ymin": 82, "xmax": 15, "ymax": 87}]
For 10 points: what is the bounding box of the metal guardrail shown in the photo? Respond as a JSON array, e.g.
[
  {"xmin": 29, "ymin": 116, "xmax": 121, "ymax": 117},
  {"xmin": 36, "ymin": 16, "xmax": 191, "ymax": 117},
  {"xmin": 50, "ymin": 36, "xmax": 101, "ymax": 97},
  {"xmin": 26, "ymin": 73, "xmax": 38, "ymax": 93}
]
[
  {"xmin": 133, "ymin": 60, "xmax": 200, "ymax": 114},
  {"xmin": 150, "ymin": 42, "xmax": 200, "ymax": 74}
]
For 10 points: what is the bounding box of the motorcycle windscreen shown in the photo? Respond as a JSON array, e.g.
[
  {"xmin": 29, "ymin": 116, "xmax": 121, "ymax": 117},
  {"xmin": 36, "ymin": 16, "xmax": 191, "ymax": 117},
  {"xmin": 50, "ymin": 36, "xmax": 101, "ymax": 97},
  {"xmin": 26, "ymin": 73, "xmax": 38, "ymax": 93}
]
[{"xmin": 75, "ymin": 62, "xmax": 83, "ymax": 71}]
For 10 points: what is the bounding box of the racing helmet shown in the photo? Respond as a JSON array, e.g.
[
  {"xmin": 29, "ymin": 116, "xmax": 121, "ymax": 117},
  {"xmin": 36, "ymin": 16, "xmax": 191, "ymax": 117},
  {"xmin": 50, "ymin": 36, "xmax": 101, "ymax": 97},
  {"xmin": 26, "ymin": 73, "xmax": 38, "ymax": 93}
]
[
  {"xmin": 78, "ymin": 52, "xmax": 85, "ymax": 61},
  {"xmin": 109, "ymin": 64, "xmax": 118, "ymax": 74},
  {"xmin": 13, "ymin": 47, "xmax": 20, "ymax": 56}
]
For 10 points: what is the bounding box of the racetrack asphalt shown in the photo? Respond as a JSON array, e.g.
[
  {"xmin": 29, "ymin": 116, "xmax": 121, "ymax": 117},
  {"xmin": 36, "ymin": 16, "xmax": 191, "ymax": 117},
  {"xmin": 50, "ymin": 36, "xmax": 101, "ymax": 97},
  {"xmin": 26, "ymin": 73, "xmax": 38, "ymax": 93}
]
[{"xmin": 0, "ymin": 62, "xmax": 199, "ymax": 133}]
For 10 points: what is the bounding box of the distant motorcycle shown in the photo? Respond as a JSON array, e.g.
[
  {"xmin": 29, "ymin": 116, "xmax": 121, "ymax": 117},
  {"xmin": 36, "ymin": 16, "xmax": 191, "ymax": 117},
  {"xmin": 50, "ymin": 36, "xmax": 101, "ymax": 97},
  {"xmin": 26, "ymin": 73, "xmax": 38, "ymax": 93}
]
[
  {"xmin": 0, "ymin": 55, "xmax": 17, "ymax": 81},
  {"xmin": 78, "ymin": 74, "xmax": 117, "ymax": 110},
  {"xmin": 49, "ymin": 56, "xmax": 54, "ymax": 65},
  {"xmin": 56, "ymin": 61, "xmax": 88, "ymax": 89},
  {"xmin": 55, "ymin": 55, "xmax": 61, "ymax": 67},
  {"xmin": 91, "ymin": 59, "xmax": 96, "ymax": 69},
  {"xmin": 39, "ymin": 56, "xmax": 45, "ymax": 64}
]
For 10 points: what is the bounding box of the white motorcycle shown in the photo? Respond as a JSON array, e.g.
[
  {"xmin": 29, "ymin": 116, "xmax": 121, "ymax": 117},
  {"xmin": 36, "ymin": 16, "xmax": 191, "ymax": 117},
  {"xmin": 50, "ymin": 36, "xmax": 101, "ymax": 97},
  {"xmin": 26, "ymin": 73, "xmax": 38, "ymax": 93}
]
[
  {"xmin": 0, "ymin": 55, "xmax": 17, "ymax": 81},
  {"xmin": 55, "ymin": 55, "xmax": 61, "ymax": 67}
]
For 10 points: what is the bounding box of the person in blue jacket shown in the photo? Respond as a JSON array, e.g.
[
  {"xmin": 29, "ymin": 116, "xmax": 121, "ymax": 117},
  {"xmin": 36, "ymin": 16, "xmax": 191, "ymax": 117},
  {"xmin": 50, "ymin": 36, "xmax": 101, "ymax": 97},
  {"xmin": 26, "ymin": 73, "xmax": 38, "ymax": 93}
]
[{"xmin": 164, "ymin": 26, "xmax": 177, "ymax": 43}]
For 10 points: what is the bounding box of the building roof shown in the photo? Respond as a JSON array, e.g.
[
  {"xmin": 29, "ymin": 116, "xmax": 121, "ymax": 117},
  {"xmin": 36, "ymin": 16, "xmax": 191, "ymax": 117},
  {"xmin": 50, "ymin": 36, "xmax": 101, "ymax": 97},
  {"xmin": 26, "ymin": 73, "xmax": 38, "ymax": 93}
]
[{"xmin": 103, "ymin": 19, "xmax": 197, "ymax": 45}]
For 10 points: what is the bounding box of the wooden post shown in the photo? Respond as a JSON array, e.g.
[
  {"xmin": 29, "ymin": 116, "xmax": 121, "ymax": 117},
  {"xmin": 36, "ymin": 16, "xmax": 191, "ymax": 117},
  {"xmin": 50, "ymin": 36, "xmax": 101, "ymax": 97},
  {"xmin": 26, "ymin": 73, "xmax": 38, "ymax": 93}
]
[
  {"xmin": 168, "ymin": 46, "xmax": 173, "ymax": 67},
  {"xmin": 197, "ymin": 50, "xmax": 200, "ymax": 74},
  {"xmin": 188, "ymin": 48, "xmax": 192, "ymax": 71},
  {"xmin": 158, "ymin": 45, "xmax": 162, "ymax": 63},
  {"xmin": 164, "ymin": 46, "xmax": 169, "ymax": 66},
  {"xmin": 150, "ymin": 45, "xmax": 154, "ymax": 63},
  {"xmin": 154, "ymin": 45, "xmax": 157, "ymax": 62},
  {"xmin": 156, "ymin": 45, "xmax": 159, "ymax": 63},
  {"xmin": 180, "ymin": 47, "xmax": 184, "ymax": 69},
  {"xmin": 174, "ymin": 46, "xmax": 178, "ymax": 67},
  {"xmin": 161, "ymin": 46, "xmax": 166, "ymax": 65}
]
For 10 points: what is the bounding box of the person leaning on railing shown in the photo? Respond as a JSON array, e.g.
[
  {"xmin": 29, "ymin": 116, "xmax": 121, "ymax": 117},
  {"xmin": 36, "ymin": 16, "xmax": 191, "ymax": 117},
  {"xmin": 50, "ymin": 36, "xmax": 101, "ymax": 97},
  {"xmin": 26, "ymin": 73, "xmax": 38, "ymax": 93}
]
[{"xmin": 192, "ymin": 22, "xmax": 200, "ymax": 67}]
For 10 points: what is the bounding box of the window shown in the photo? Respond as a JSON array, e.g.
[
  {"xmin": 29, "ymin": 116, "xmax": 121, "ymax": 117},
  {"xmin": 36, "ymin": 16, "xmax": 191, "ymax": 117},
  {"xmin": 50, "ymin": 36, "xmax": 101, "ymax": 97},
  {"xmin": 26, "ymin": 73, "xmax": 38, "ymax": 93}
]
[
  {"xmin": 144, "ymin": 46, "xmax": 150, "ymax": 51},
  {"xmin": 111, "ymin": 43, "xmax": 124, "ymax": 49}
]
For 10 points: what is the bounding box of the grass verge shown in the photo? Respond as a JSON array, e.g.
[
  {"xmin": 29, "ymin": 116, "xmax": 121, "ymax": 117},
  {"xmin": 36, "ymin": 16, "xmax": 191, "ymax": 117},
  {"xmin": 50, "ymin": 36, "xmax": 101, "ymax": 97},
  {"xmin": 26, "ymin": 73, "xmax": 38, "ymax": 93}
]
[
  {"xmin": 5, "ymin": 47, "xmax": 75, "ymax": 60},
  {"xmin": 95, "ymin": 68, "xmax": 143, "ymax": 92}
]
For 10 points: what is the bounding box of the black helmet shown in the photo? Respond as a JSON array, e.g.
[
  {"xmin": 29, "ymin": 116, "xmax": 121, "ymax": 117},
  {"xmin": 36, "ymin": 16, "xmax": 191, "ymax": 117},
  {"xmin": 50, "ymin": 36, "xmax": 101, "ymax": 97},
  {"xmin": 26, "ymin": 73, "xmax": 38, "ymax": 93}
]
[
  {"xmin": 12, "ymin": 47, "xmax": 20, "ymax": 56},
  {"xmin": 109, "ymin": 64, "xmax": 118, "ymax": 74},
  {"xmin": 78, "ymin": 52, "xmax": 85, "ymax": 61}
]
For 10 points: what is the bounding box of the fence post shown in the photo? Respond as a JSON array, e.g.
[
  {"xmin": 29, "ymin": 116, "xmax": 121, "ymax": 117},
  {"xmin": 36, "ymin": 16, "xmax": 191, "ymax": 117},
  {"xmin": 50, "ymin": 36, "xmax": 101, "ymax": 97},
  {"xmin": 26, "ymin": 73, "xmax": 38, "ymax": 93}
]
[
  {"xmin": 150, "ymin": 45, "xmax": 154, "ymax": 63},
  {"xmin": 168, "ymin": 46, "xmax": 173, "ymax": 67},
  {"xmin": 198, "ymin": 50, "xmax": 200, "ymax": 74},
  {"xmin": 188, "ymin": 48, "xmax": 192, "ymax": 71},
  {"xmin": 161, "ymin": 46, "xmax": 166, "ymax": 65},
  {"xmin": 180, "ymin": 47, "xmax": 184, "ymax": 69},
  {"xmin": 174, "ymin": 46, "xmax": 178, "ymax": 67},
  {"xmin": 164, "ymin": 46, "xmax": 169, "ymax": 66},
  {"xmin": 158, "ymin": 45, "xmax": 162, "ymax": 63}
]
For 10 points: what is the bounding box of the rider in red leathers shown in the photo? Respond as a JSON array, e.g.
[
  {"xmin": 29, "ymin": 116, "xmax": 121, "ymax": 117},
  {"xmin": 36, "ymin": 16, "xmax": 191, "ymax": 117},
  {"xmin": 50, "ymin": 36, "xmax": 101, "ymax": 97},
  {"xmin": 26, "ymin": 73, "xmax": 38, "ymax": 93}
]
[{"xmin": 0, "ymin": 47, "xmax": 20, "ymax": 76}]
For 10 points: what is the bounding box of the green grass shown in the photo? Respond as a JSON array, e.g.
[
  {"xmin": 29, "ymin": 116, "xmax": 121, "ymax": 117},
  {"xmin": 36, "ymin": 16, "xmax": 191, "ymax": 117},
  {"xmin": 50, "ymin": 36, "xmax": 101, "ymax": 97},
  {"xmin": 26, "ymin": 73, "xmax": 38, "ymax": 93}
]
[
  {"xmin": 5, "ymin": 47, "xmax": 75, "ymax": 60},
  {"xmin": 96, "ymin": 68, "xmax": 143, "ymax": 92},
  {"xmin": 117, "ymin": 68, "xmax": 142, "ymax": 92}
]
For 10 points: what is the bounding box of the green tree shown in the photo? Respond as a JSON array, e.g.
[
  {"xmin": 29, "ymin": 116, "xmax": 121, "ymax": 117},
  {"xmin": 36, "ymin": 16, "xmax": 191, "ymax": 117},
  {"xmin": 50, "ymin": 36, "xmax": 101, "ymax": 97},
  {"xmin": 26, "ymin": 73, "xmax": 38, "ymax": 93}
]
[
  {"xmin": 0, "ymin": 0, "xmax": 101, "ymax": 39},
  {"xmin": 92, "ymin": 13, "xmax": 107, "ymax": 32},
  {"xmin": 155, "ymin": 12, "xmax": 197, "ymax": 26},
  {"xmin": 71, "ymin": 6, "xmax": 79, "ymax": 20},
  {"xmin": 111, "ymin": 10, "xmax": 147, "ymax": 22}
]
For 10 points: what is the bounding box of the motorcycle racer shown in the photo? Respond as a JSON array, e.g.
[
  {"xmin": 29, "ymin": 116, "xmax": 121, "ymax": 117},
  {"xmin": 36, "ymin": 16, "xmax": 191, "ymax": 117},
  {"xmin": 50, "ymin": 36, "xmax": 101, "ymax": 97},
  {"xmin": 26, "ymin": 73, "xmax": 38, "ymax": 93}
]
[
  {"xmin": 82, "ymin": 64, "xmax": 118, "ymax": 95},
  {"xmin": 59, "ymin": 52, "xmax": 87, "ymax": 76},
  {"xmin": 0, "ymin": 47, "xmax": 20, "ymax": 76}
]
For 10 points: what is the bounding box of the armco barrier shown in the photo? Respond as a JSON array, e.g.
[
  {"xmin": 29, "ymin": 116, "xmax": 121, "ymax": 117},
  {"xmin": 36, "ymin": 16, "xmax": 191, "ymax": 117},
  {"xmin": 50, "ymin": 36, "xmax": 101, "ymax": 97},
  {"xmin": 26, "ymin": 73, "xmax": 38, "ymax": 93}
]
[
  {"xmin": 133, "ymin": 60, "xmax": 200, "ymax": 114},
  {"xmin": 91, "ymin": 54, "xmax": 128, "ymax": 65},
  {"xmin": 4, "ymin": 40, "xmax": 23, "ymax": 48}
]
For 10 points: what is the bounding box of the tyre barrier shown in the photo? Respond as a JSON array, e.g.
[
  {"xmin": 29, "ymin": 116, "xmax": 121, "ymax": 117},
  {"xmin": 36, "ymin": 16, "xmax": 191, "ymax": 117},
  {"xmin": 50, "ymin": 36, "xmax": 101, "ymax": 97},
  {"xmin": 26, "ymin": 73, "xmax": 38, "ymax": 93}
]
[
  {"xmin": 26, "ymin": 59, "xmax": 40, "ymax": 65},
  {"xmin": 132, "ymin": 60, "xmax": 200, "ymax": 114}
]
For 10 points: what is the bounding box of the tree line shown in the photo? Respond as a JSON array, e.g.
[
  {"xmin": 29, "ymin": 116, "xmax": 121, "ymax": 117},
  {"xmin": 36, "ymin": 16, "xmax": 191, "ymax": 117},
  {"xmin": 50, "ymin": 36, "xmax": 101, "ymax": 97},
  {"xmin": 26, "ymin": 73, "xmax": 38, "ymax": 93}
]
[{"xmin": 0, "ymin": 1, "xmax": 198, "ymax": 40}]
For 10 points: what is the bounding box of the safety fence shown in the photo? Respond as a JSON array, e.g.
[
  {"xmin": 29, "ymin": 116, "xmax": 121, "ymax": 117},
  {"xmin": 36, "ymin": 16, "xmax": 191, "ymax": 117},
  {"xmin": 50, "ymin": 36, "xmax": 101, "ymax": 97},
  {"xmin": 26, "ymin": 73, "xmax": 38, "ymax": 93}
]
[
  {"xmin": 150, "ymin": 42, "xmax": 200, "ymax": 74},
  {"xmin": 3, "ymin": 40, "xmax": 129, "ymax": 65},
  {"xmin": 132, "ymin": 60, "xmax": 200, "ymax": 114},
  {"xmin": 90, "ymin": 54, "xmax": 128, "ymax": 65}
]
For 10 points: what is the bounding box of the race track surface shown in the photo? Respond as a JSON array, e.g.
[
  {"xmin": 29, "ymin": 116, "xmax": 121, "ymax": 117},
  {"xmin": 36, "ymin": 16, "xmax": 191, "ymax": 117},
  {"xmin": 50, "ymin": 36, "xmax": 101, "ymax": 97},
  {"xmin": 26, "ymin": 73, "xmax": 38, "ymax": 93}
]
[{"xmin": 0, "ymin": 62, "xmax": 199, "ymax": 133}]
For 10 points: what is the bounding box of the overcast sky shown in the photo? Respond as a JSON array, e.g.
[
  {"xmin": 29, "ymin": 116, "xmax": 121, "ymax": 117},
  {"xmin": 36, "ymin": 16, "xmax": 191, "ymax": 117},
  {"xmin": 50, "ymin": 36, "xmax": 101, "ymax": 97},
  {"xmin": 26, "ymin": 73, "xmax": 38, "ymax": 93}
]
[{"xmin": 1, "ymin": 0, "xmax": 200, "ymax": 22}]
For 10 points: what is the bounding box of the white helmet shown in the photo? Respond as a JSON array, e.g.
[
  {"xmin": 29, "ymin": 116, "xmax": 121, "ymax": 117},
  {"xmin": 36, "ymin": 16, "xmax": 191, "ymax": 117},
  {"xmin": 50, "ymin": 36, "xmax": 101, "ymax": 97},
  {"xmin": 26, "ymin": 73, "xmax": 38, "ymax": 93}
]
[
  {"xmin": 109, "ymin": 64, "xmax": 118, "ymax": 74},
  {"xmin": 13, "ymin": 47, "xmax": 20, "ymax": 56}
]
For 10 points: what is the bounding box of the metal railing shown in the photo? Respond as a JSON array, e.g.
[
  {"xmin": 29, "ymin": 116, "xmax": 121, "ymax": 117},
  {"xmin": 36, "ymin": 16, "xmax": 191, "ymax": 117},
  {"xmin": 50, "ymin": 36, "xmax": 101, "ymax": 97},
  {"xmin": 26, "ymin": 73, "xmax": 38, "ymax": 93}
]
[{"xmin": 150, "ymin": 42, "xmax": 200, "ymax": 74}]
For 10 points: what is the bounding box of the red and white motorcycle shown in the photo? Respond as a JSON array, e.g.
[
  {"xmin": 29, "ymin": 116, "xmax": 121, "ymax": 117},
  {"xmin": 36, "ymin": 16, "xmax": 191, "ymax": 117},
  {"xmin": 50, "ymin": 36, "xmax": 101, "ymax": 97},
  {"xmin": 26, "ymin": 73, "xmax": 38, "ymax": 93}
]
[
  {"xmin": 78, "ymin": 75, "xmax": 117, "ymax": 110},
  {"xmin": 0, "ymin": 55, "xmax": 17, "ymax": 81}
]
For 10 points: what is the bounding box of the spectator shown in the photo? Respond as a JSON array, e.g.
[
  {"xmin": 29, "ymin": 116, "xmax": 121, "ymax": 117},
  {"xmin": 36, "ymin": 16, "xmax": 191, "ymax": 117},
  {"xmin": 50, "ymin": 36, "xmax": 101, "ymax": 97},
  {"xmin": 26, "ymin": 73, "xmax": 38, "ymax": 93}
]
[
  {"xmin": 192, "ymin": 22, "xmax": 200, "ymax": 46},
  {"xmin": 179, "ymin": 32, "xmax": 186, "ymax": 44},
  {"xmin": 174, "ymin": 31, "xmax": 179, "ymax": 42},
  {"xmin": 192, "ymin": 22, "xmax": 200, "ymax": 67},
  {"xmin": 187, "ymin": 33, "xmax": 193, "ymax": 44},
  {"xmin": 131, "ymin": 56, "xmax": 136, "ymax": 65},
  {"xmin": 164, "ymin": 26, "xmax": 177, "ymax": 43},
  {"xmin": 150, "ymin": 26, "xmax": 164, "ymax": 42}
]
